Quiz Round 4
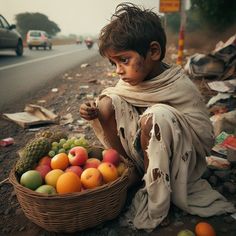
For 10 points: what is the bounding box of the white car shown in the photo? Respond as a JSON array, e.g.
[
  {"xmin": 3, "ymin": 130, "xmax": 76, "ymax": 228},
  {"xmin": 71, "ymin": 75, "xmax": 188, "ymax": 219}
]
[
  {"xmin": 0, "ymin": 14, "xmax": 24, "ymax": 56},
  {"xmin": 26, "ymin": 30, "xmax": 52, "ymax": 50}
]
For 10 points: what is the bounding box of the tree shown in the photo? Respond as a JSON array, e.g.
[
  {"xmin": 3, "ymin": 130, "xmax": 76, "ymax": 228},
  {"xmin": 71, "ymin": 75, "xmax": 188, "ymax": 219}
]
[
  {"xmin": 166, "ymin": 0, "xmax": 236, "ymax": 35},
  {"xmin": 190, "ymin": 0, "xmax": 236, "ymax": 30},
  {"xmin": 15, "ymin": 12, "xmax": 61, "ymax": 39}
]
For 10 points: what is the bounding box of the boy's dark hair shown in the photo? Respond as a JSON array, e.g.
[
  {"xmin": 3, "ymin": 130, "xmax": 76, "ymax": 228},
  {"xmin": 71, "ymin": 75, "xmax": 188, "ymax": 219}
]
[{"xmin": 99, "ymin": 2, "xmax": 166, "ymax": 60}]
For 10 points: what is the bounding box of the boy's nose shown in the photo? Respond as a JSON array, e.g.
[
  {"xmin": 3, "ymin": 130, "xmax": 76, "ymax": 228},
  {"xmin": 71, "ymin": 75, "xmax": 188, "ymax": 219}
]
[{"xmin": 116, "ymin": 65, "xmax": 124, "ymax": 74}]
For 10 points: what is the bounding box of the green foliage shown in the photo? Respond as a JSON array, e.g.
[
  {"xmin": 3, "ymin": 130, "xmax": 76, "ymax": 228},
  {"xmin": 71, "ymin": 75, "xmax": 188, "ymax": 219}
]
[
  {"xmin": 15, "ymin": 12, "xmax": 61, "ymax": 39},
  {"xmin": 166, "ymin": 0, "xmax": 236, "ymax": 34},
  {"xmin": 190, "ymin": 0, "xmax": 236, "ymax": 30}
]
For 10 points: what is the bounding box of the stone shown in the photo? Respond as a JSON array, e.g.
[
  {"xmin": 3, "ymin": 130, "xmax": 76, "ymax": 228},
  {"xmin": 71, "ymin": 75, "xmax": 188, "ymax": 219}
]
[
  {"xmin": 202, "ymin": 168, "xmax": 212, "ymax": 179},
  {"xmin": 208, "ymin": 175, "xmax": 218, "ymax": 186},
  {"xmin": 223, "ymin": 182, "xmax": 236, "ymax": 194},
  {"xmin": 223, "ymin": 216, "xmax": 234, "ymax": 224},
  {"xmin": 214, "ymin": 170, "xmax": 231, "ymax": 181}
]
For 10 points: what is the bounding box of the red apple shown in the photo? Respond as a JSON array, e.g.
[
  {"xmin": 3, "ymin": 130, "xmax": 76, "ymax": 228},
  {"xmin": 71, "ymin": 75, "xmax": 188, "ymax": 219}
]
[
  {"xmin": 68, "ymin": 146, "xmax": 88, "ymax": 166},
  {"xmin": 84, "ymin": 158, "xmax": 101, "ymax": 169},
  {"xmin": 102, "ymin": 148, "xmax": 121, "ymax": 166},
  {"xmin": 65, "ymin": 165, "xmax": 83, "ymax": 177},
  {"xmin": 38, "ymin": 156, "xmax": 51, "ymax": 168},
  {"xmin": 35, "ymin": 164, "xmax": 51, "ymax": 179},
  {"xmin": 81, "ymin": 168, "xmax": 103, "ymax": 189}
]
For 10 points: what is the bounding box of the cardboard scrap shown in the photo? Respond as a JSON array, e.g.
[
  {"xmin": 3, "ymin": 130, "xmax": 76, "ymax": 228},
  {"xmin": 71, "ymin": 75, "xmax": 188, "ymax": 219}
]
[
  {"xmin": 207, "ymin": 79, "xmax": 236, "ymax": 93},
  {"xmin": 3, "ymin": 104, "xmax": 58, "ymax": 128},
  {"xmin": 206, "ymin": 155, "xmax": 231, "ymax": 170}
]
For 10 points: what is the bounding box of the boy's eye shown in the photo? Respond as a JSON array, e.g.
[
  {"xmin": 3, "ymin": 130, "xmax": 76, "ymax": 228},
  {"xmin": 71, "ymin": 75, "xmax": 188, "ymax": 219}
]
[{"xmin": 120, "ymin": 57, "xmax": 129, "ymax": 64}]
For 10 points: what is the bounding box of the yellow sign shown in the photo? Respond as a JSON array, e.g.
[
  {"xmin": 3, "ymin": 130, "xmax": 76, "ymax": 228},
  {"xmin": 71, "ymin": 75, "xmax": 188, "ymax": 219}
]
[{"xmin": 159, "ymin": 0, "xmax": 180, "ymax": 13}]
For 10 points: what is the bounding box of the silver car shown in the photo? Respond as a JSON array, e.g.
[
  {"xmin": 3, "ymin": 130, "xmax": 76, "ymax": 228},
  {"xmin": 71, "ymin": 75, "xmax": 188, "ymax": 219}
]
[
  {"xmin": 0, "ymin": 14, "xmax": 24, "ymax": 56},
  {"xmin": 26, "ymin": 30, "xmax": 52, "ymax": 50}
]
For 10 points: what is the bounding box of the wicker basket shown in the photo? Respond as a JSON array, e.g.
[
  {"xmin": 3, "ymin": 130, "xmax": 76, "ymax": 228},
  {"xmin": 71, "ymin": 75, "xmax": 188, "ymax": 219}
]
[{"xmin": 9, "ymin": 165, "xmax": 130, "ymax": 233}]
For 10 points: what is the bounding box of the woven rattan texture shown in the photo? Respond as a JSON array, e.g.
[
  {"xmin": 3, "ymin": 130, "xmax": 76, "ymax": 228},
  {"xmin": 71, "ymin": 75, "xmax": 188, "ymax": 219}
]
[{"xmin": 9, "ymin": 167, "xmax": 129, "ymax": 233}]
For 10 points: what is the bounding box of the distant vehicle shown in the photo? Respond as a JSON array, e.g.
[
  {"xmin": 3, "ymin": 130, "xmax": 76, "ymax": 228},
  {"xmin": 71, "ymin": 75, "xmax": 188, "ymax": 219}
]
[
  {"xmin": 26, "ymin": 30, "xmax": 52, "ymax": 50},
  {"xmin": 76, "ymin": 37, "xmax": 83, "ymax": 44},
  {"xmin": 84, "ymin": 37, "xmax": 94, "ymax": 49},
  {"xmin": 0, "ymin": 14, "xmax": 24, "ymax": 56}
]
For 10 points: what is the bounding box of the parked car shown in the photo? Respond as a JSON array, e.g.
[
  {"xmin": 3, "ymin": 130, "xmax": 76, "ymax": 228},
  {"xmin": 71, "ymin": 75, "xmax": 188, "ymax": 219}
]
[
  {"xmin": 26, "ymin": 30, "xmax": 52, "ymax": 50},
  {"xmin": 0, "ymin": 14, "xmax": 24, "ymax": 56}
]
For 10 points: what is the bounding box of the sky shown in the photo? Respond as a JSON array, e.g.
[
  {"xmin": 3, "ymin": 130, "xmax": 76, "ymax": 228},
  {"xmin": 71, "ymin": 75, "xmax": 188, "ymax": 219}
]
[{"xmin": 1, "ymin": 0, "xmax": 161, "ymax": 36}]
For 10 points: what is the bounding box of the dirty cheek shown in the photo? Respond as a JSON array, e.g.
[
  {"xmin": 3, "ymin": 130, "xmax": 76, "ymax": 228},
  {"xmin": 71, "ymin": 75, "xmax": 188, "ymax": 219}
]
[{"xmin": 132, "ymin": 58, "xmax": 144, "ymax": 73}]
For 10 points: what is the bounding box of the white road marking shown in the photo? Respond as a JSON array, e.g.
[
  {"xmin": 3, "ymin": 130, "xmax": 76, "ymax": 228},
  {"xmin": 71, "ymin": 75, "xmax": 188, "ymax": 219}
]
[{"xmin": 0, "ymin": 48, "xmax": 85, "ymax": 71}]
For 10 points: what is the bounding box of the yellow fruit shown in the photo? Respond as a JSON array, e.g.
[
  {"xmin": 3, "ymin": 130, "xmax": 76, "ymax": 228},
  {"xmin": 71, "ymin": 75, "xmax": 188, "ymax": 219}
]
[
  {"xmin": 45, "ymin": 169, "xmax": 64, "ymax": 188},
  {"xmin": 98, "ymin": 162, "xmax": 118, "ymax": 183},
  {"xmin": 116, "ymin": 162, "xmax": 126, "ymax": 176}
]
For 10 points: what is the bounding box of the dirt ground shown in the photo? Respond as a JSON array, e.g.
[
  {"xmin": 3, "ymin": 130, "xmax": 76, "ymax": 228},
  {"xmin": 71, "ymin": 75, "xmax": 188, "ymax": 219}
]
[{"xmin": 0, "ymin": 48, "xmax": 236, "ymax": 236}]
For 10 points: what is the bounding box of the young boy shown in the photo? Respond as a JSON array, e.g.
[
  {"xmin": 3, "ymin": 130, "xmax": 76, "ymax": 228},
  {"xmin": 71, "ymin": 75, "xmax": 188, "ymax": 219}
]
[{"xmin": 79, "ymin": 3, "xmax": 235, "ymax": 231}]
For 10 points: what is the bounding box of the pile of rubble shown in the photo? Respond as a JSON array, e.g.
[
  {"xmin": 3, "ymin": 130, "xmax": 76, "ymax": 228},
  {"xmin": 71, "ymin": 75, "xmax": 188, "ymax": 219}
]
[{"xmin": 185, "ymin": 34, "xmax": 236, "ymax": 198}]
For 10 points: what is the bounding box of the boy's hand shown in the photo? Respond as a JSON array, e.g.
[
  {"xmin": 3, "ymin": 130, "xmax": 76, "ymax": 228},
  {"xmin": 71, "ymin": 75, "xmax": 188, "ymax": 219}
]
[{"xmin": 79, "ymin": 101, "xmax": 98, "ymax": 120}]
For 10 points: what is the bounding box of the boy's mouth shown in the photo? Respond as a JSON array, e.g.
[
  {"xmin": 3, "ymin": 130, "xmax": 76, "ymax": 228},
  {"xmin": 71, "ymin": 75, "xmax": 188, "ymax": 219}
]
[{"xmin": 121, "ymin": 77, "xmax": 129, "ymax": 82}]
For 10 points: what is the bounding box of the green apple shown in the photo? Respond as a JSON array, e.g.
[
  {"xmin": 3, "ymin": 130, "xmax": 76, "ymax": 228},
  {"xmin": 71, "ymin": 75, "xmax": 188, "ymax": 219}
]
[
  {"xmin": 35, "ymin": 185, "xmax": 57, "ymax": 194},
  {"xmin": 177, "ymin": 229, "xmax": 195, "ymax": 236},
  {"xmin": 20, "ymin": 170, "xmax": 42, "ymax": 190}
]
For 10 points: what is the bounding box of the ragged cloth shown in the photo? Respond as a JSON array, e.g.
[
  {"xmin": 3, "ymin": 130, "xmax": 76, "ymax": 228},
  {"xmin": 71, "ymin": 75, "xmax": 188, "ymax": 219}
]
[{"xmin": 91, "ymin": 64, "xmax": 235, "ymax": 231}]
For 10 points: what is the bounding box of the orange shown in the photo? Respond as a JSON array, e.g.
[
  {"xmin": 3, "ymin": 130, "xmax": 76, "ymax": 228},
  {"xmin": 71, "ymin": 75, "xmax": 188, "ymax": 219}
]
[
  {"xmin": 56, "ymin": 172, "xmax": 81, "ymax": 194},
  {"xmin": 51, "ymin": 153, "xmax": 69, "ymax": 170},
  {"xmin": 45, "ymin": 169, "xmax": 64, "ymax": 188},
  {"xmin": 195, "ymin": 222, "xmax": 216, "ymax": 236}
]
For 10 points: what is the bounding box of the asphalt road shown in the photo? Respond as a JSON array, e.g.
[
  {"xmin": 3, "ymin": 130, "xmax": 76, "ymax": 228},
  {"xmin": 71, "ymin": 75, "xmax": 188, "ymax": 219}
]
[{"xmin": 0, "ymin": 44, "xmax": 99, "ymax": 111}]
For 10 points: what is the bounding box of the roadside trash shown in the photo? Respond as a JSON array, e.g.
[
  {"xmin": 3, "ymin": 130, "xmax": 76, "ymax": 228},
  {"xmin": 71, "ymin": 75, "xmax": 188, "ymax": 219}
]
[
  {"xmin": 0, "ymin": 137, "xmax": 14, "ymax": 147},
  {"xmin": 79, "ymin": 85, "xmax": 89, "ymax": 89},
  {"xmin": 86, "ymin": 94, "xmax": 94, "ymax": 99},
  {"xmin": 207, "ymin": 93, "xmax": 232, "ymax": 108},
  {"xmin": 88, "ymin": 79, "xmax": 98, "ymax": 83},
  {"xmin": 212, "ymin": 131, "xmax": 236, "ymax": 156},
  {"xmin": 60, "ymin": 113, "xmax": 73, "ymax": 125},
  {"xmin": 37, "ymin": 99, "xmax": 46, "ymax": 104},
  {"xmin": 231, "ymin": 213, "xmax": 236, "ymax": 220},
  {"xmin": 185, "ymin": 53, "xmax": 225, "ymax": 78},
  {"xmin": 206, "ymin": 155, "xmax": 231, "ymax": 170},
  {"xmin": 185, "ymin": 34, "xmax": 236, "ymax": 80},
  {"xmin": 210, "ymin": 110, "xmax": 236, "ymax": 136},
  {"xmin": 3, "ymin": 104, "xmax": 59, "ymax": 128},
  {"xmin": 207, "ymin": 79, "xmax": 236, "ymax": 93},
  {"xmin": 77, "ymin": 119, "xmax": 86, "ymax": 126},
  {"xmin": 227, "ymin": 146, "xmax": 236, "ymax": 163},
  {"xmin": 81, "ymin": 63, "xmax": 89, "ymax": 68},
  {"xmin": 51, "ymin": 88, "xmax": 58, "ymax": 92}
]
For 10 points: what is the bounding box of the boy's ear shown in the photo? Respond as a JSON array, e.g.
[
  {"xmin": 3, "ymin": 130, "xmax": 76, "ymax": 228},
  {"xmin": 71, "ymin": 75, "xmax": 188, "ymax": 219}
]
[{"xmin": 149, "ymin": 41, "xmax": 161, "ymax": 60}]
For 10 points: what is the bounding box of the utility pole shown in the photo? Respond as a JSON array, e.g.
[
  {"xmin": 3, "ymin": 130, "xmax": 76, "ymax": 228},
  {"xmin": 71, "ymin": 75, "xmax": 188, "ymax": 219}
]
[{"xmin": 176, "ymin": 0, "xmax": 187, "ymax": 65}]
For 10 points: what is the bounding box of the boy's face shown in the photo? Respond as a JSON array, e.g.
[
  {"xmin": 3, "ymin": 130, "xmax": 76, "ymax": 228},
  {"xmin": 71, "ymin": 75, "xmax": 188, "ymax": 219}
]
[{"xmin": 105, "ymin": 49, "xmax": 156, "ymax": 86}]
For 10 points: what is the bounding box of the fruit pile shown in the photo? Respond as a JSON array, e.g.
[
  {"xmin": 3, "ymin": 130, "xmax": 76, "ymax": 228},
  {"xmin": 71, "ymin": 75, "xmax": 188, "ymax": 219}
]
[
  {"xmin": 16, "ymin": 130, "xmax": 127, "ymax": 195},
  {"xmin": 177, "ymin": 221, "xmax": 216, "ymax": 236},
  {"xmin": 48, "ymin": 136, "xmax": 89, "ymax": 157}
]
